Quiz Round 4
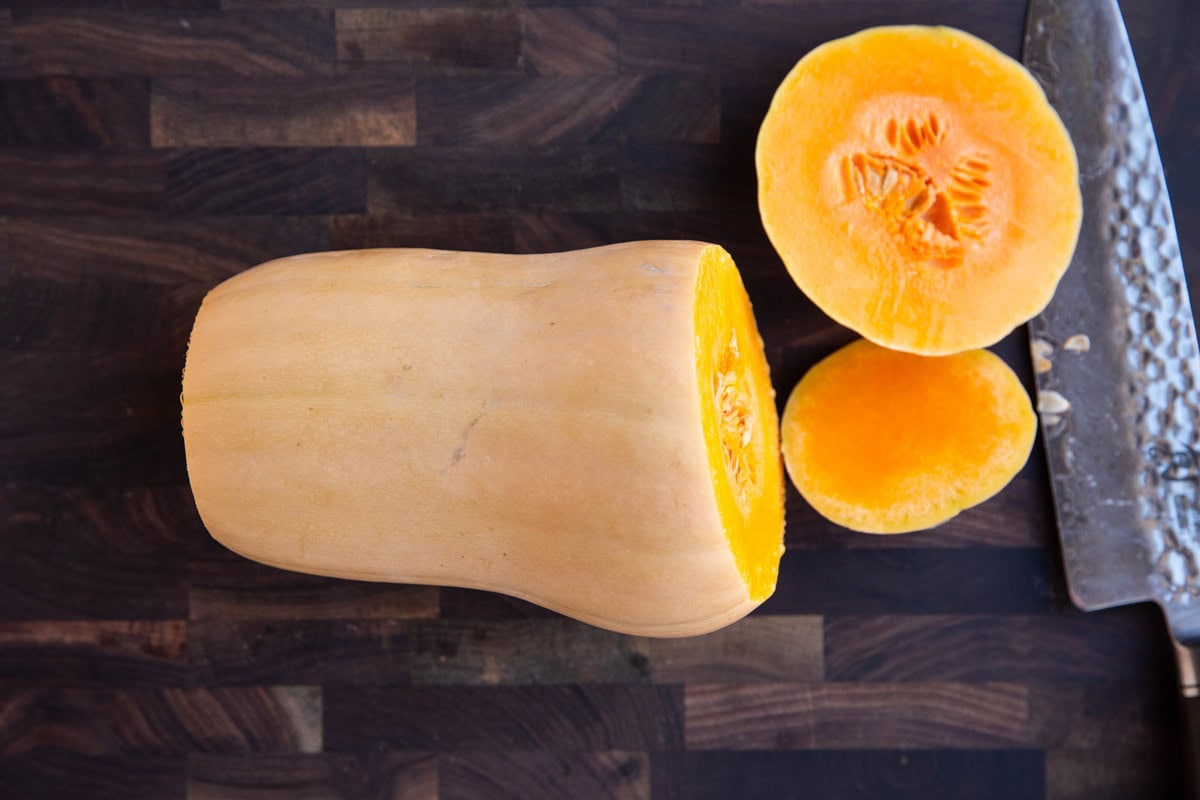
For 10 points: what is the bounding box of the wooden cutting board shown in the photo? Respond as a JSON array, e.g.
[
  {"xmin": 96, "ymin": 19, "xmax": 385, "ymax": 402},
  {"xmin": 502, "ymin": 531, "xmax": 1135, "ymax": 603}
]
[{"xmin": 1, "ymin": 2, "xmax": 1197, "ymax": 798}]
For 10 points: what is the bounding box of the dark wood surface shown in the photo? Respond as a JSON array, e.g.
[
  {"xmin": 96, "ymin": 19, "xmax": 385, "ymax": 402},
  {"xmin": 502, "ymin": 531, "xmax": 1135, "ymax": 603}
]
[{"xmin": 2, "ymin": 1, "xmax": 1198, "ymax": 798}]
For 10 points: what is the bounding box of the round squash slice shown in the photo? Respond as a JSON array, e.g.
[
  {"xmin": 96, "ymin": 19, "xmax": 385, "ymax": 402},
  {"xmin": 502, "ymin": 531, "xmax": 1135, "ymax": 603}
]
[
  {"xmin": 757, "ymin": 26, "xmax": 1082, "ymax": 355},
  {"xmin": 781, "ymin": 339, "xmax": 1036, "ymax": 534},
  {"xmin": 181, "ymin": 241, "xmax": 785, "ymax": 637}
]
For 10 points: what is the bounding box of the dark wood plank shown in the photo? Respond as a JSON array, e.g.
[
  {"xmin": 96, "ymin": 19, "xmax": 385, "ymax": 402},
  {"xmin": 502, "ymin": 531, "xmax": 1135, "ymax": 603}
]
[
  {"xmin": 684, "ymin": 682, "xmax": 1030, "ymax": 750},
  {"xmin": 416, "ymin": 75, "xmax": 715, "ymax": 147},
  {"xmin": 6, "ymin": 0, "xmax": 216, "ymax": 8},
  {"xmin": 230, "ymin": 0, "xmax": 506, "ymax": 6},
  {"xmin": 621, "ymin": 141, "xmax": 752, "ymax": 211},
  {"xmin": 408, "ymin": 619, "xmax": 649, "ymax": 685},
  {"xmin": 621, "ymin": 76, "xmax": 719, "ymax": 144},
  {"xmin": 647, "ymin": 616, "xmax": 823, "ymax": 683},
  {"xmin": 330, "ymin": 212, "xmax": 514, "ymax": 253},
  {"xmin": 186, "ymin": 752, "xmax": 436, "ymax": 800},
  {"xmin": 417, "ymin": 76, "xmax": 637, "ymax": 146},
  {"xmin": 0, "ymin": 11, "xmax": 11, "ymax": 73},
  {"xmin": 5, "ymin": 215, "xmax": 330, "ymax": 287},
  {"xmin": 0, "ymin": 151, "xmax": 164, "ymax": 215},
  {"xmin": 0, "ymin": 219, "xmax": 9, "ymax": 279},
  {"xmin": 1126, "ymin": 0, "xmax": 1200, "ymax": 211},
  {"xmin": 188, "ymin": 552, "xmax": 439, "ymax": 623},
  {"xmin": 521, "ymin": 8, "xmax": 617, "ymax": 76},
  {"xmin": 0, "ymin": 753, "xmax": 184, "ymax": 800},
  {"xmin": 335, "ymin": 8, "xmax": 519, "ymax": 72},
  {"xmin": 368, "ymin": 145, "xmax": 621, "ymax": 215},
  {"xmin": 1046, "ymin": 749, "xmax": 1182, "ymax": 800},
  {"xmin": 651, "ymin": 750, "xmax": 1044, "ymax": 800},
  {"xmin": 616, "ymin": 4, "xmax": 1026, "ymax": 77},
  {"xmin": 0, "ymin": 486, "xmax": 198, "ymax": 619},
  {"xmin": 0, "ymin": 352, "xmax": 188, "ymax": 486},
  {"xmin": 151, "ymin": 77, "xmax": 415, "ymax": 147},
  {"xmin": 825, "ymin": 609, "xmax": 1174, "ymax": 684},
  {"xmin": 512, "ymin": 211, "xmax": 612, "ymax": 254},
  {"xmin": 0, "ymin": 620, "xmax": 186, "ymax": 686},
  {"xmin": 785, "ymin": 477, "xmax": 1054, "ymax": 550},
  {"xmin": 188, "ymin": 620, "xmax": 409, "ymax": 686},
  {"xmin": 325, "ymin": 685, "xmax": 683, "ymax": 751},
  {"xmin": 9, "ymin": 10, "xmax": 334, "ymax": 78},
  {"xmin": 166, "ymin": 148, "xmax": 366, "ymax": 215},
  {"xmin": 1027, "ymin": 683, "xmax": 1178, "ymax": 750},
  {"xmin": 761, "ymin": 547, "xmax": 1057, "ymax": 616},
  {"xmin": 0, "ymin": 686, "xmax": 321, "ymax": 756},
  {"xmin": 437, "ymin": 587, "xmax": 561, "ymax": 622},
  {"xmin": 0, "ymin": 275, "xmax": 174, "ymax": 352},
  {"xmin": 441, "ymin": 751, "xmax": 648, "ymax": 800},
  {"xmin": 0, "ymin": 78, "xmax": 148, "ymax": 148}
]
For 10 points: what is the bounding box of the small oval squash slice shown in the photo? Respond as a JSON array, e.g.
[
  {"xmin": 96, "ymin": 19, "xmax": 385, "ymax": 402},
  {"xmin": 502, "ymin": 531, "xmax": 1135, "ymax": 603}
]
[
  {"xmin": 781, "ymin": 339, "xmax": 1036, "ymax": 534},
  {"xmin": 181, "ymin": 241, "xmax": 785, "ymax": 637},
  {"xmin": 757, "ymin": 26, "xmax": 1082, "ymax": 355}
]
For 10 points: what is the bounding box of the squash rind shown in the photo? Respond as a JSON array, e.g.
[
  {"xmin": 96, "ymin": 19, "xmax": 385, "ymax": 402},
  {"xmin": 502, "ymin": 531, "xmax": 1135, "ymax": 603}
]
[{"xmin": 181, "ymin": 241, "xmax": 784, "ymax": 637}]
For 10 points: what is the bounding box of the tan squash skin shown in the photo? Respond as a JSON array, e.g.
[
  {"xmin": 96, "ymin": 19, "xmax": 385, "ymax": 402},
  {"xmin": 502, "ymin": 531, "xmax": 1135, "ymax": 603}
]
[{"xmin": 181, "ymin": 241, "xmax": 783, "ymax": 637}]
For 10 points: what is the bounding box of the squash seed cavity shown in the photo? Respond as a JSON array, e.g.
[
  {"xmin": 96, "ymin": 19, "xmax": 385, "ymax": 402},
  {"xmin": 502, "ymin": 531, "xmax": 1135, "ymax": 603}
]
[
  {"xmin": 841, "ymin": 111, "xmax": 992, "ymax": 268},
  {"xmin": 716, "ymin": 330, "xmax": 756, "ymax": 513}
]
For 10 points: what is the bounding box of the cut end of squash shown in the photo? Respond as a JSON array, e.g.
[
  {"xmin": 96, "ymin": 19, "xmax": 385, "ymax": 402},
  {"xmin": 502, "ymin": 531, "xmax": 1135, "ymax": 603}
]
[
  {"xmin": 694, "ymin": 245, "xmax": 785, "ymax": 599},
  {"xmin": 757, "ymin": 25, "xmax": 1082, "ymax": 355},
  {"xmin": 781, "ymin": 339, "xmax": 1035, "ymax": 534}
]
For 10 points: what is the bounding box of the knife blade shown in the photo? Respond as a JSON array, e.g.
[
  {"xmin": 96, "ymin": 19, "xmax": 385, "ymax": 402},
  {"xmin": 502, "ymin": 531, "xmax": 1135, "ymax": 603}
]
[{"xmin": 1022, "ymin": 0, "xmax": 1200, "ymax": 787}]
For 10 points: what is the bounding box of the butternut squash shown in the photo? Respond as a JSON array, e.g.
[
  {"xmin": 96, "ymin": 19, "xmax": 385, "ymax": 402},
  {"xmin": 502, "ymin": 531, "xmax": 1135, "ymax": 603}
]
[
  {"xmin": 181, "ymin": 241, "xmax": 784, "ymax": 637},
  {"xmin": 780, "ymin": 339, "xmax": 1036, "ymax": 534},
  {"xmin": 756, "ymin": 25, "xmax": 1082, "ymax": 355}
]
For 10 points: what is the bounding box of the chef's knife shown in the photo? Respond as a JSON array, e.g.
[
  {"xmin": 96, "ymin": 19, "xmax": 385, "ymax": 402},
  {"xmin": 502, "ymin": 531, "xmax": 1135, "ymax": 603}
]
[{"xmin": 1022, "ymin": 0, "xmax": 1200, "ymax": 788}]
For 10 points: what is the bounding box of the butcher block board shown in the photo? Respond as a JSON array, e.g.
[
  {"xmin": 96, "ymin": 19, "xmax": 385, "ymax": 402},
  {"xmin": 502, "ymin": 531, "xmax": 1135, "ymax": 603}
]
[{"xmin": 1, "ymin": 1, "xmax": 1198, "ymax": 798}]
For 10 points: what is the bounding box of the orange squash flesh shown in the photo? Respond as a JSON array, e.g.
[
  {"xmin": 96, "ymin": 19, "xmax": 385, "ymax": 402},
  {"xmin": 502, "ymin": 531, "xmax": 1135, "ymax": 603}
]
[
  {"xmin": 181, "ymin": 241, "xmax": 784, "ymax": 637},
  {"xmin": 757, "ymin": 26, "xmax": 1082, "ymax": 355},
  {"xmin": 781, "ymin": 339, "xmax": 1036, "ymax": 534}
]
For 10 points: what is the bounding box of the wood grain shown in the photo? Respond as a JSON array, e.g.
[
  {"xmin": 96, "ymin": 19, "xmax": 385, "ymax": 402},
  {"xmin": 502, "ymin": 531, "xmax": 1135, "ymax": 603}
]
[
  {"xmin": 762, "ymin": 548, "xmax": 1055, "ymax": 615},
  {"xmin": 187, "ymin": 752, "xmax": 437, "ymax": 800},
  {"xmin": 151, "ymin": 77, "xmax": 415, "ymax": 147},
  {"xmin": 368, "ymin": 145, "xmax": 621, "ymax": 215},
  {"xmin": 408, "ymin": 619, "xmax": 650, "ymax": 685},
  {"xmin": 6, "ymin": 215, "xmax": 331, "ymax": 287},
  {"xmin": 621, "ymin": 141, "xmax": 751, "ymax": 211},
  {"xmin": 0, "ymin": 11, "xmax": 11, "ymax": 72},
  {"xmin": 521, "ymin": 8, "xmax": 617, "ymax": 76},
  {"xmin": 188, "ymin": 555, "xmax": 439, "ymax": 623},
  {"xmin": 0, "ymin": 352, "xmax": 188, "ymax": 486},
  {"xmin": 2, "ymin": 2, "xmax": 1196, "ymax": 798},
  {"xmin": 0, "ymin": 78, "xmax": 148, "ymax": 148},
  {"xmin": 189, "ymin": 620, "xmax": 410, "ymax": 686},
  {"xmin": 0, "ymin": 620, "xmax": 186, "ymax": 686},
  {"xmin": 0, "ymin": 753, "xmax": 184, "ymax": 800},
  {"xmin": 0, "ymin": 151, "xmax": 164, "ymax": 215},
  {"xmin": 1, "ymin": 275, "xmax": 174, "ymax": 352},
  {"xmin": 165, "ymin": 148, "xmax": 366, "ymax": 214},
  {"xmin": 441, "ymin": 751, "xmax": 648, "ymax": 800},
  {"xmin": 617, "ymin": 4, "xmax": 1026, "ymax": 77},
  {"xmin": 331, "ymin": 212, "xmax": 514, "ymax": 254},
  {"xmin": 646, "ymin": 616, "xmax": 823, "ymax": 684},
  {"xmin": 417, "ymin": 76, "xmax": 638, "ymax": 146},
  {"xmin": 1046, "ymin": 749, "xmax": 1181, "ymax": 800},
  {"xmin": 685, "ymin": 682, "xmax": 1031, "ymax": 750},
  {"xmin": 824, "ymin": 610, "xmax": 1174, "ymax": 683},
  {"xmin": 651, "ymin": 750, "xmax": 1044, "ymax": 800},
  {"xmin": 325, "ymin": 685, "xmax": 684, "ymax": 751},
  {"xmin": 0, "ymin": 486, "xmax": 198, "ymax": 619},
  {"xmin": 335, "ymin": 9, "xmax": 519, "ymax": 72},
  {"xmin": 8, "ymin": 10, "xmax": 335, "ymax": 78},
  {"xmin": 0, "ymin": 686, "xmax": 321, "ymax": 756}
]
